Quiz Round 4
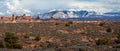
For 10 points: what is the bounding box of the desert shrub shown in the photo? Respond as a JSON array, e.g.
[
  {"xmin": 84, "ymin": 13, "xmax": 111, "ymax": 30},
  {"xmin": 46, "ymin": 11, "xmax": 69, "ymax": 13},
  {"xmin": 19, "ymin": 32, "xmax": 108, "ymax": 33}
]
[
  {"xmin": 96, "ymin": 39, "xmax": 110, "ymax": 45},
  {"xmin": 13, "ymin": 44, "xmax": 22, "ymax": 49},
  {"xmin": 55, "ymin": 22, "xmax": 59, "ymax": 25},
  {"xmin": 106, "ymin": 28, "xmax": 112, "ymax": 32},
  {"xmin": 65, "ymin": 21, "xmax": 73, "ymax": 27},
  {"xmin": 55, "ymin": 48, "xmax": 62, "ymax": 51},
  {"xmin": 35, "ymin": 35, "xmax": 41, "ymax": 41},
  {"xmin": 24, "ymin": 34, "xmax": 30, "ymax": 38},
  {"xmin": 1, "ymin": 32, "xmax": 22, "ymax": 49},
  {"xmin": 65, "ymin": 23, "xmax": 70, "ymax": 27},
  {"xmin": 4, "ymin": 32, "xmax": 19, "ymax": 44},
  {"xmin": 4, "ymin": 42, "xmax": 12, "ymax": 49},
  {"xmin": 40, "ymin": 42, "xmax": 49, "ymax": 48},
  {"xmin": 68, "ymin": 21, "xmax": 73, "ymax": 24},
  {"xmin": 0, "ymin": 41, "xmax": 5, "ymax": 48},
  {"xmin": 99, "ymin": 22, "xmax": 105, "ymax": 26},
  {"xmin": 3, "ymin": 42, "xmax": 22, "ymax": 49},
  {"xmin": 115, "ymin": 36, "xmax": 120, "ymax": 44}
]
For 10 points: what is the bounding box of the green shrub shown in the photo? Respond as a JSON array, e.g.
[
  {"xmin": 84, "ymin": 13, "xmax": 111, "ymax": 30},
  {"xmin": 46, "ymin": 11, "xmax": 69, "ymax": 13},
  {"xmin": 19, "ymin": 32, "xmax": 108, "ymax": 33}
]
[
  {"xmin": 68, "ymin": 21, "xmax": 73, "ymax": 24},
  {"xmin": 106, "ymin": 28, "xmax": 112, "ymax": 32},
  {"xmin": 35, "ymin": 35, "xmax": 41, "ymax": 41},
  {"xmin": 65, "ymin": 23, "xmax": 70, "ymax": 27},
  {"xmin": 0, "ymin": 41, "xmax": 5, "ymax": 48},
  {"xmin": 65, "ymin": 21, "xmax": 73, "ymax": 27},
  {"xmin": 24, "ymin": 34, "xmax": 30, "ymax": 38},
  {"xmin": 4, "ymin": 32, "xmax": 19, "ymax": 44},
  {"xmin": 13, "ymin": 44, "xmax": 22, "ymax": 49},
  {"xmin": 115, "ymin": 36, "xmax": 120, "ymax": 44},
  {"xmin": 1, "ymin": 32, "xmax": 22, "ymax": 49},
  {"xmin": 96, "ymin": 39, "xmax": 110, "ymax": 45},
  {"xmin": 55, "ymin": 22, "xmax": 59, "ymax": 25},
  {"xmin": 99, "ymin": 22, "xmax": 105, "ymax": 26}
]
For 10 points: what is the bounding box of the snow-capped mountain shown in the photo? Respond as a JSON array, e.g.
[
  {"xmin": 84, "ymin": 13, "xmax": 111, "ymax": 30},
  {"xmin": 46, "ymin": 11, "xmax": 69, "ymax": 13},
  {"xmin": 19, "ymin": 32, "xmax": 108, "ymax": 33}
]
[{"xmin": 39, "ymin": 10, "xmax": 96, "ymax": 19}]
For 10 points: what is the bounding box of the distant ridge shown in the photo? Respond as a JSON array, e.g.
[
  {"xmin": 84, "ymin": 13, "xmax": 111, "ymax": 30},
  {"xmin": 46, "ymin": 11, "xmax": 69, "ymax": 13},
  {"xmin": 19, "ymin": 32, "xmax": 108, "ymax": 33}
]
[{"xmin": 36, "ymin": 9, "xmax": 120, "ymax": 20}]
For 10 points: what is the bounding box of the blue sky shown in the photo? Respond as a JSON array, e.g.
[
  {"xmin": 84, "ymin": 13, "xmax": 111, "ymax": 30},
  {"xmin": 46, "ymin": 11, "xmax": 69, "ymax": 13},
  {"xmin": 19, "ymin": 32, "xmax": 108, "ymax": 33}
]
[{"xmin": 0, "ymin": 0, "xmax": 120, "ymax": 15}]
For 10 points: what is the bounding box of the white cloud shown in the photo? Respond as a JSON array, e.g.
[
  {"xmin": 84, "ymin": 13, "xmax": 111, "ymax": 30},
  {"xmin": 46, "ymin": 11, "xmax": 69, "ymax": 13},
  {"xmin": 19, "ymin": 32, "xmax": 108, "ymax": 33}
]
[
  {"xmin": 0, "ymin": 0, "xmax": 31, "ymax": 15},
  {"xmin": 68, "ymin": 1, "xmax": 111, "ymax": 13},
  {"xmin": 0, "ymin": 0, "xmax": 120, "ymax": 15},
  {"xmin": 20, "ymin": 0, "xmax": 120, "ymax": 13},
  {"xmin": 0, "ymin": 12, "xmax": 4, "ymax": 15},
  {"xmin": 21, "ymin": 0, "xmax": 71, "ymax": 10}
]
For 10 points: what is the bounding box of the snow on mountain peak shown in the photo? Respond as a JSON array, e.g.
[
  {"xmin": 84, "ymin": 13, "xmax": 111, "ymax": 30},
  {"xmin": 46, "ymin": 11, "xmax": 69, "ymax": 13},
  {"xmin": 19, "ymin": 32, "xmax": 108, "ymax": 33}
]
[
  {"xmin": 53, "ymin": 11, "xmax": 68, "ymax": 18},
  {"xmin": 68, "ymin": 9, "xmax": 77, "ymax": 11},
  {"xmin": 49, "ymin": 9, "xmax": 57, "ymax": 12}
]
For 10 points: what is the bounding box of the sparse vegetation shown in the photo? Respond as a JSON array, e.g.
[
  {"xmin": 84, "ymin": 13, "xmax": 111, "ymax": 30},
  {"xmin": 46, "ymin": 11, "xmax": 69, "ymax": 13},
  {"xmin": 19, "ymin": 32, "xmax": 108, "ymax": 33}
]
[
  {"xmin": 99, "ymin": 22, "xmax": 105, "ymax": 26},
  {"xmin": 35, "ymin": 34, "xmax": 41, "ymax": 41},
  {"xmin": 4, "ymin": 32, "xmax": 19, "ymax": 44},
  {"xmin": 65, "ymin": 21, "xmax": 73, "ymax": 27},
  {"xmin": 106, "ymin": 28, "xmax": 112, "ymax": 32},
  {"xmin": 55, "ymin": 22, "xmax": 59, "ymax": 25},
  {"xmin": 0, "ymin": 21, "xmax": 119, "ymax": 51},
  {"xmin": 24, "ymin": 34, "xmax": 30, "ymax": 38},
  {"xmin": 115, "ymin": 35, "xmax": 120, "ymax": 44},
  {"xmin": 65, "ymin": 23, "xmax": 70, "ymax": 27},
  {"xmin": 0, "ymin": 32, "xmax": 22, "ymax": 49},
  {"xmin": 68, "ymin": 21, "xmax": 73, "ymax": 24},
  {"xmin": 96, "ymin": 39, "xmax": 110, "ymax": 45}
]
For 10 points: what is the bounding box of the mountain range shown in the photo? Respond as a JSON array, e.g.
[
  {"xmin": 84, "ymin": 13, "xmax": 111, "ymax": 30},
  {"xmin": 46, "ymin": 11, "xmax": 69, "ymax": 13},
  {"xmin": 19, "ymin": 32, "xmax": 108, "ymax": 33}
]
[
  {"xmin": 38, "ymin": 10, "xmax": 96, "ymax": 19},
  {"xmin": 37, "ymin": 10, "xmax": 120, "ymax": 20},
  {"xmin": 34, "ymin": 10, "xmax": 120, "ymax": 20}
]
